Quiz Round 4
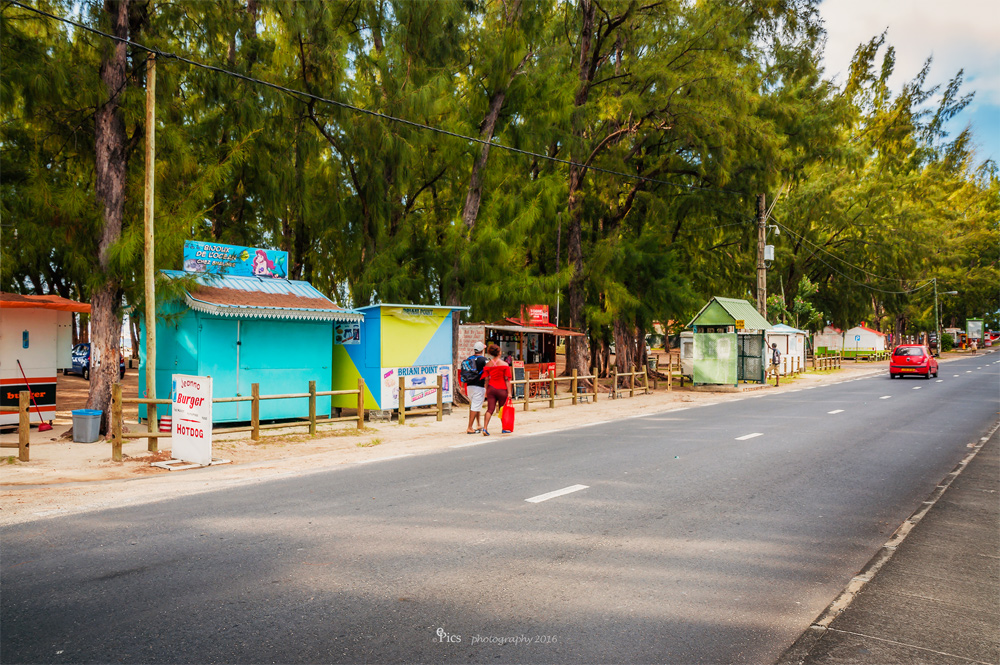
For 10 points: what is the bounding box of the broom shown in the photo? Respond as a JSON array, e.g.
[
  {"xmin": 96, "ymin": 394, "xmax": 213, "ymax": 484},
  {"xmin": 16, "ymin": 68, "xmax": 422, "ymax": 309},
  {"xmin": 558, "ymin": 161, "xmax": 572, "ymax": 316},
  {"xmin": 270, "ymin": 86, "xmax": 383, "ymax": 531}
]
[{"xmin": 16, "ymin": 359, "xmax": 53, "ymax": 432}]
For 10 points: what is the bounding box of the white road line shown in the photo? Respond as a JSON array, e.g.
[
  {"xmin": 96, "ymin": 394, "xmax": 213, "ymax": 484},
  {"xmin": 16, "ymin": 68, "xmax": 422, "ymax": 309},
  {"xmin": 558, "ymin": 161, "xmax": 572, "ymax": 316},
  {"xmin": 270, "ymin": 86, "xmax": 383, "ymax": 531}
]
[
  {"xmin": 735, "ymin": 432, "xmax": 763, "ymax": 440},
  {"xmin": 450, "ymin": 440, "xmax": 487, "ymax": 448},
  {"xmin": 936, "ymin": 379, "xmax": 943, "ymax": 383},
  {"xmin": 954, "ymin": 375, "xmax": 960, "ymax": 377},
  {"xmin": 966, "ymin": 370, "xmax": 973, "ymax": 373},
  {"xmin": 880, "ymin": 395, "xmax": 892, "ymax": 400},
  {"xmin": 828, "ymin": 409, "xmax": 844, "ymax": 414},
  {"xmin": 913, "ymin": 386, "xmax": 922, "ymax": 390},
  {"xmin": 525, "ymin": 484, "xmax": 589, "ymax": 503},
  {"xmin": 354, "ymin": 454, "xmax": 414, "ymax": 465}
]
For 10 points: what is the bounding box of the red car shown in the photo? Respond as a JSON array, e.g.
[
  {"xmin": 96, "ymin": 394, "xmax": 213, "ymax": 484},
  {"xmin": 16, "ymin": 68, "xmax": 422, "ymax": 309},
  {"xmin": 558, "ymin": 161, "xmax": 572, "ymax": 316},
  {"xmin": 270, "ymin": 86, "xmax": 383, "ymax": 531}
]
[{"xmin": 889, "ymin": 344, "xmax": 938, "ymax": 379}]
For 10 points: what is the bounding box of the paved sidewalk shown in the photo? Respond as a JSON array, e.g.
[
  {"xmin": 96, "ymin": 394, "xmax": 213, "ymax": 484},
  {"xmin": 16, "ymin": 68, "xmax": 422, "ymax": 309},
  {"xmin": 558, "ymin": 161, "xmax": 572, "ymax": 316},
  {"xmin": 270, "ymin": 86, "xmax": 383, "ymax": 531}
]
[{"xmin": 778, "ymin": 424, "xmax": 1000, "ymax": 665}]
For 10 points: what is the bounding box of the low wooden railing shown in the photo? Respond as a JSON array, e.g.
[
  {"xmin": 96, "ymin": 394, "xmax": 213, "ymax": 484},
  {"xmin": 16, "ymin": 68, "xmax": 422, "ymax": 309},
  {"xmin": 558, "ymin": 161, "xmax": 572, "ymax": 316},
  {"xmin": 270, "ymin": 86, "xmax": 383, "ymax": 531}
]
[
  {"xmin": 397, "ymin": 376, "xmax": 444, "ymax": 425},
  {"xmin": 812, "ymin": 353, "xmax": 843, "ymax": 371},
  {"xmin": 110, "ymin": 379, "xmax": 366, "ymax": 462},
  {"xmin": 1, "ymin": 391, "xmax": 31, "ymax": 461}
]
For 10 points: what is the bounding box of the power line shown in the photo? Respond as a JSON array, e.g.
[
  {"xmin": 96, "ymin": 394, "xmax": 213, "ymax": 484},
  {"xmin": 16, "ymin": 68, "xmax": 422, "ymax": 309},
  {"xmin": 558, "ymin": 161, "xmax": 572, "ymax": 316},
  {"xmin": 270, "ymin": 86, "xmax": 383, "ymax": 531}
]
[
  {"xmin": 773, "ymin": 221, "xmax": 933, "ymax": 295},
  {"xmin": 7, "ymin": 0, "xmax": 746, "ymax": 197}
]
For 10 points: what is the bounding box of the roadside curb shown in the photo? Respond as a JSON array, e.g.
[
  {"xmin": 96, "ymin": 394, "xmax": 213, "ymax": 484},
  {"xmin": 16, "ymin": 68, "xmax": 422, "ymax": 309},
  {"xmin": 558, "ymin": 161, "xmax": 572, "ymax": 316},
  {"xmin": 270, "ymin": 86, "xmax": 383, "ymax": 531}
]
[{"xmin": 775, "ymin": 416, "xmax": 1000, "ymax": 665}]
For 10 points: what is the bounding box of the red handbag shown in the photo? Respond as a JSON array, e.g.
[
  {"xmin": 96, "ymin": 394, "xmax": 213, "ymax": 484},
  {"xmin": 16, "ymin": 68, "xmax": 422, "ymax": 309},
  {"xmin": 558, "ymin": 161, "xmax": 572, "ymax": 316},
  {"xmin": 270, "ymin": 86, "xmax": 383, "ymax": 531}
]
[{"xmin": 501, "ymin": 398, "xmax": 515, "ymax": 432}]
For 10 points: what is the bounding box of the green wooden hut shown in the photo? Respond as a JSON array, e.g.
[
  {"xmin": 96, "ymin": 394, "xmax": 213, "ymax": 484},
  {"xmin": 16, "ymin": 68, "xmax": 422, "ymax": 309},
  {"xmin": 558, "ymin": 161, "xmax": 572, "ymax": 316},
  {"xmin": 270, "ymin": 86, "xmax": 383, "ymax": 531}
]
[{"xmin": 687, "ymin": 296, "xmax": 773, "ymax": 385}]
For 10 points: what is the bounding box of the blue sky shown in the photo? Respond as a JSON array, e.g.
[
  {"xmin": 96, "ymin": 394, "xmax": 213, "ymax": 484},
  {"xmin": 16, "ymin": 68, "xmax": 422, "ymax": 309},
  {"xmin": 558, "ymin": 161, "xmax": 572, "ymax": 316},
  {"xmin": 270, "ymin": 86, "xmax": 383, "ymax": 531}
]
[{"xmin": 818, "ymin": 0, "xmax": 999, "ymax": 166}]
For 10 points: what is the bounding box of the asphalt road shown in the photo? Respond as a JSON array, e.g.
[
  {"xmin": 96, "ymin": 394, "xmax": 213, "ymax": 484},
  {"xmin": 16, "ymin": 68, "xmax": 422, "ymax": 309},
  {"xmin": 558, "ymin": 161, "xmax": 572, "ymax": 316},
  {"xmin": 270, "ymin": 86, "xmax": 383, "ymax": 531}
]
[{"xmin": 3, "ymin": 354, "xmax": 998, "ymax": 664}]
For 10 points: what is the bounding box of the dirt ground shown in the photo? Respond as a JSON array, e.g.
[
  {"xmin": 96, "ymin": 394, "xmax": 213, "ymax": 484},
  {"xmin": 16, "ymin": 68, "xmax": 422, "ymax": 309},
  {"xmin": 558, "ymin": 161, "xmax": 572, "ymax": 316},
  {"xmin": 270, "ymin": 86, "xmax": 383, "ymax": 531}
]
[{"xmin": 2, "ymin": 352, "xmax": 978, "ymax": 526}]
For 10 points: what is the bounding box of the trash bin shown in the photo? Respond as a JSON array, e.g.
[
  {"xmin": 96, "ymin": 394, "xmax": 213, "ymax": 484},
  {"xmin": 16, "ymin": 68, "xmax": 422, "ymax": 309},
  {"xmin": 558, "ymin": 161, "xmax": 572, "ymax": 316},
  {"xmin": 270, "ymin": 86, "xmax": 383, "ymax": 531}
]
[
  {"xmin": 647, "ymin": 356, "xmax": 658, "ymax": 372},
  {"xmin": 72, "ymin": 409, "xmax": 102, "ymax": 443}
]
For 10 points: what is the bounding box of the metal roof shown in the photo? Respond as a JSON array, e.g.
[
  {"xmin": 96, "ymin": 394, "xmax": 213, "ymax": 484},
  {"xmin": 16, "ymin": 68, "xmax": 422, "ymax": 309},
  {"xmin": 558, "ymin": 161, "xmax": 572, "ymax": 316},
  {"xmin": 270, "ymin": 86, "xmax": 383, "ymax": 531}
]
[
  {"xmin": 688, "ymin": 296, "xmax": 773, "ymax": 331},
  {"xmin": 162, "ymin": 270, "xmax": 363, "ymax": 322},
  {"xmin": 356, "ymin": 303, "xmax": 470, "ymax": 312}
]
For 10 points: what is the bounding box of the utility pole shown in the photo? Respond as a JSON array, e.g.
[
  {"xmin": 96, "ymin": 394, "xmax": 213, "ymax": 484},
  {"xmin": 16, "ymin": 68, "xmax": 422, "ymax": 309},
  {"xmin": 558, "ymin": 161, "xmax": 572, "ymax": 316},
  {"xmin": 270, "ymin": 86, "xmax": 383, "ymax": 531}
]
[
  {"xmin": 143, "ymin": 53, "xmax": 157, "ymax": 449},
  {"xmin": 756, "ymin": 193, "xmax": 766, "ymax": 316}
]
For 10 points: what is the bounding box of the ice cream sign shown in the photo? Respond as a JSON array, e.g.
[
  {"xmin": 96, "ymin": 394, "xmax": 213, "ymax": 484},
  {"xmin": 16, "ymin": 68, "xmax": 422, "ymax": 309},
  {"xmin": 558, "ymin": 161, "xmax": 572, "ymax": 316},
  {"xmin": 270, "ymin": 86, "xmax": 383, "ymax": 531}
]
[{"xmin": 183, "ymin": 240, "xmax": 288, "ymax": 278}]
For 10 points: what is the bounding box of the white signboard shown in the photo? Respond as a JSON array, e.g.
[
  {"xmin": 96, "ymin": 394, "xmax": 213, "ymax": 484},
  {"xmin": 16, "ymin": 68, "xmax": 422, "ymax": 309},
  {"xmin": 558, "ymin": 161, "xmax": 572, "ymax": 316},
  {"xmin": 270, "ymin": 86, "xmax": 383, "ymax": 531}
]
[
  {"xmin": 335, "ymin": 322, "xmax": 361, "ymax": 345},
  {"xmin": 381, "ymin": 365, "xmax": 452, "ymax": 409},
  {"xmin": 171, "ymin": 374, "xmax": 213, "ymax": 465}
]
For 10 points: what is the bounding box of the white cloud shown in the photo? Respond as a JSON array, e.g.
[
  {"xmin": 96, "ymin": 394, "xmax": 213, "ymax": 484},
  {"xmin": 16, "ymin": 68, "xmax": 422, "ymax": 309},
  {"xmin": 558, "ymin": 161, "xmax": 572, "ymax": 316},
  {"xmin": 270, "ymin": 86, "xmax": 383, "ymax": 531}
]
[{"xmin": 818, "ymin": 0, "xmax": 1000, "ymax": 161}]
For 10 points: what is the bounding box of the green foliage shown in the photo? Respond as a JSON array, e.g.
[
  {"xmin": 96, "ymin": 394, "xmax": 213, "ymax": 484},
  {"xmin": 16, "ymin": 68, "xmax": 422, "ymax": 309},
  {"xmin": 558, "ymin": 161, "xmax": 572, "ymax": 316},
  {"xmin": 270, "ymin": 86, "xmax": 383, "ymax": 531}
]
[{"xmin": 2, "ymin": 0, "xmax": 995, "ymax": 356}]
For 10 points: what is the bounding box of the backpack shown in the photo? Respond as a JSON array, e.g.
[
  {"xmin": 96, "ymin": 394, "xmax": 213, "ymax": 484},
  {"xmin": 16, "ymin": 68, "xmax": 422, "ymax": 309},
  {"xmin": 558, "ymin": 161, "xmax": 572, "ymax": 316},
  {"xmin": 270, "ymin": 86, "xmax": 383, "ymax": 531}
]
[{"xmin": 460, "ymin": 355, "xmax": 480, "ymax": 383}]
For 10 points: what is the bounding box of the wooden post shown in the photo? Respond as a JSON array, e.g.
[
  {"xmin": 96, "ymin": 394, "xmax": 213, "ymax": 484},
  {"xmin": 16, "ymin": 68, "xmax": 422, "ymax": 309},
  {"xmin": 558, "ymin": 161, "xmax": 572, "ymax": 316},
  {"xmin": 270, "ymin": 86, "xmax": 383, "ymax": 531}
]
[
  {"xmin": 308, "ymin": 380, "xmax": 317, "ymax": 435},
  {"xmin": 571, "ymin": 369, "xmax": 578, "ymax": 405},
  {"xmin": 251, "ymin": 383, "xmax": 260, "ymax": 441},
  {"xmin": 436, "ymin": 375, "xmax": 443, "ymax": 422},
  {"xmin": 356, "ymin": 378, "xmax": 365, "ymax": 429},
  {"xmin": 147, "ymin": 403, "xmax": 157, "ymax": 453},
  {"xmin": 668, "ymin": 356, "xmax": 673, "ymax": 392},
  {"xmin": 612, "ymin": 368, "xmax": 618, "ymax": 399},
  {"xmin": 549, "ymin": 373, "xmax": 555, "ymax": 409},
  {"xmin": 112, "ymin": 383, "xmax": 123, "ymax": 462},
  {"xmin": 18, "ymin": 391, "xmax": 30, "ymax": 462},
  {"xmin": 591, "ymin": 367, "xmax": 598, "ymax": 401},
  {"xmin": 629, "ymin": 367, "xmax": 635, "ymax": 398},
  {"xmin": 398, "ymin": 376, "xmax": 406, "ymax": 425},
  {"xmin": 644, "ymin": 367, "xmax": 650, "ymax": 395},
  {"xmin": 523, "ymin": 377, "xmax": 529, "ymax": 411},
  {"xmin": 143, "ymin": 53, "xmax": 157, "ymax": 452}
]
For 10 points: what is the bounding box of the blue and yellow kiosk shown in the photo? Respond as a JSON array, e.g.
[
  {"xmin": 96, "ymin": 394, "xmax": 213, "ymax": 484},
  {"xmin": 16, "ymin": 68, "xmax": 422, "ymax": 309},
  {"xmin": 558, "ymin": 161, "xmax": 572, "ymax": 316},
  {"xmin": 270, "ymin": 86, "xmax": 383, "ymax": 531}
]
[{"xmin": 330, "ymin": 304, "xmax": 468, "ymax": 415}]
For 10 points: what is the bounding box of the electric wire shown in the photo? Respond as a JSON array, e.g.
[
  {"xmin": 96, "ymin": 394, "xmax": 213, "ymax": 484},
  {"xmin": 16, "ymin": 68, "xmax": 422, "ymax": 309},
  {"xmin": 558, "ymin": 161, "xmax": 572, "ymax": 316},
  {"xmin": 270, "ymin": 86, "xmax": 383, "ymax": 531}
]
[
  {"xmin": 773, "ymin": 220, "xmax": 933, "ymax": 294},
  {"xmin": 6, "ymin": 0, "xmax": 745, "ymax": 197}
]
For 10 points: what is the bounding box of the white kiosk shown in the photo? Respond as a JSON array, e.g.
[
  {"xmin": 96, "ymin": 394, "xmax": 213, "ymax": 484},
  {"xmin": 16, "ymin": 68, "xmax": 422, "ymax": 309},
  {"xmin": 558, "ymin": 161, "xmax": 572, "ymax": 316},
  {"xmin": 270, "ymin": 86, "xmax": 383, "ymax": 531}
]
[{"xmin": 1, "ymin": 292, "xmax": 88, "ymax": 426}]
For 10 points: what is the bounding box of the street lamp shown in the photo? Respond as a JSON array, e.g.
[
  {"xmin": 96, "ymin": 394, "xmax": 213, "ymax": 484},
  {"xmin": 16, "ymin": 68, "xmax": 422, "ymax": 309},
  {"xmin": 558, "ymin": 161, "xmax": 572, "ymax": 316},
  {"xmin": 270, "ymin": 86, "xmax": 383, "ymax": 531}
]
[{"xmin": 934, "ymin": 277, "xmax": 958, "ymax": 357}]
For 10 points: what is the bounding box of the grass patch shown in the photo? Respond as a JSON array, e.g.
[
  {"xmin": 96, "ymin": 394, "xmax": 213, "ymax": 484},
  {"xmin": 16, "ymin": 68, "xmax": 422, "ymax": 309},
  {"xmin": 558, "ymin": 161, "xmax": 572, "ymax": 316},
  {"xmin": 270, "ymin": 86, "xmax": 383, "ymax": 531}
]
[
  {"xmin": 4, "ymin": 456, "xmax": 18, "ymax": 464},
  {"xmin": 357, "ymin": 438, "xmax": 383, "ymax": 448}
]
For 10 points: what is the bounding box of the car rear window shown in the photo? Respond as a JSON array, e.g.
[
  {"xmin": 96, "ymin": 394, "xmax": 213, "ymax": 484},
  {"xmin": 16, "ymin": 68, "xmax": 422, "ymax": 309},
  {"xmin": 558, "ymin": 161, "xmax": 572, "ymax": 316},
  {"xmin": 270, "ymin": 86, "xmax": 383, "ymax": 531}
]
[{"xmin": 894, "ymin": 347, "xmax": 925, "ymax": 357}]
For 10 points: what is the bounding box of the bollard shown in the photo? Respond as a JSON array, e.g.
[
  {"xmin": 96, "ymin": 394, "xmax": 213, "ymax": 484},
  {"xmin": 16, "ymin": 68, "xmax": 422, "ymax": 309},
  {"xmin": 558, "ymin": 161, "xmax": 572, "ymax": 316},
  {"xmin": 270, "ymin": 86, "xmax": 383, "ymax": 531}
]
[
  {"xmin": 668, "ymin": 356, "xmax": 673, "ymax": 392},
  {"xmin": 523, "ymin": 377, "xmax": 529, "ymax": 412},
  {"xmin": 112, "ymin": 384, "xmax": 123, "ymax": 462},
  {"xmin": 591, "ymin": 367, "xmax": 598, "ymax": 401},
  {"xmin": 398, "ymin": 376, "xmax": 406, "ymax": 425},
  {"xmin": 629, "ymin": 367, "xmax": 635, "ymax": 398},
  {"xmin": 357, "ymin": 378, "xmax": 365, "ymax": 429},
  {"xmin": 18, "ymin": 391, "xmax": 30, "ymax": 462},
  {"xmin": 251, "ymin": 383, "xmax": 260, "ymax": 440},
  {"xmin": 147, "ymin": 398, "xmax": 158, "ymax": 453},
  {"xmin": 436, "ymin": 375, "xmax": 443, "ymax": 422},
  {"xmin": 549, "ymin": 373, "xmax": 556, "ymax": 409},
  {"xmin": 572, "ymin": 369, "xmax": 578, "ymax": 406},
  {"xmin": 612, "ymin": 368, "xmax": 618, "ymax": 399},
  {"xmin": 309, "ymin": 380, "xmax": 317, "ymax": 435}
]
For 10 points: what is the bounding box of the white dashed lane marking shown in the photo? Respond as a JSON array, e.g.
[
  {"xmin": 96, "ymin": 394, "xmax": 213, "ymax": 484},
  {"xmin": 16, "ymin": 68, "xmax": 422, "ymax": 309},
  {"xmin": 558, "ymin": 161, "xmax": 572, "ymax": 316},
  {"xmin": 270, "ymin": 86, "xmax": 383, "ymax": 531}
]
[
  {"xmin": 735, "ymin": 433, "xmax": 763, "ymax": 441},
  {"xmin": 526, "ymin": 484, "xmax": 589, "ymax": 503},
  {"xmin": 913, "ymin": 386, "xmax": 922, "ymax": 390},
  {"xmin": 936, "ymin": 379, "xmax": 943, "ymax": 382},
  {"xmin": 880, "ymin": 396, "xmax": 892, "ymax": 400},
  {"xmin": 828, "ymin": 409, "xmax": 844, "ymax": 414}
]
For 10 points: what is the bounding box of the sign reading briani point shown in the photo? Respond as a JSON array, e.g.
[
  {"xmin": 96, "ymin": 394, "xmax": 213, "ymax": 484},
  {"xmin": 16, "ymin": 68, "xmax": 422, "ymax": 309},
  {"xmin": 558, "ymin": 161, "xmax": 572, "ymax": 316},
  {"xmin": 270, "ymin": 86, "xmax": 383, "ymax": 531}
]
[{"xmin": 171, "ymin": 374, "xmax": 213, "ymax": 465}]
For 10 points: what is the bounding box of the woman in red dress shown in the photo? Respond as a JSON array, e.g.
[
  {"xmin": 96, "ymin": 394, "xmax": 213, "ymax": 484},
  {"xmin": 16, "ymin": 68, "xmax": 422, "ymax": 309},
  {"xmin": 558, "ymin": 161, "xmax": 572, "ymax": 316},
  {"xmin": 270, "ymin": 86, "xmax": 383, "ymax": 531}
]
[{"xmin": 481, "ymin": 344, "xmax": 512, "ymax": 435}]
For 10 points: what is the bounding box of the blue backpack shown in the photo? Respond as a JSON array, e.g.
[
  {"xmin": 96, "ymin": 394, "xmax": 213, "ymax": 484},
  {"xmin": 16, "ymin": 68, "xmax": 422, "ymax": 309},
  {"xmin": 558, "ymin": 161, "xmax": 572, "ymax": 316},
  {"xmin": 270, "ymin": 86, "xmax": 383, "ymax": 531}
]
[{"xmin": 460, "ymin": 355, "xmax": 480, "ymax": 383}]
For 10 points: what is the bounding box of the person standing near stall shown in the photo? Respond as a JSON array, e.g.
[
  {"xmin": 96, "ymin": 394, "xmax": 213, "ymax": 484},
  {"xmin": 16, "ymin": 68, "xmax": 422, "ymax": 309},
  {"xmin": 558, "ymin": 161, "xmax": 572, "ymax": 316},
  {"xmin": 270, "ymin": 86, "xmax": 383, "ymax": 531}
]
[
  {"xmin": 482, "ymin": 343, "xmax": 512, "ymax": 436},
  {"xmin": 462, "ymin": 341, "xmax": 488, "ymax": 434}
]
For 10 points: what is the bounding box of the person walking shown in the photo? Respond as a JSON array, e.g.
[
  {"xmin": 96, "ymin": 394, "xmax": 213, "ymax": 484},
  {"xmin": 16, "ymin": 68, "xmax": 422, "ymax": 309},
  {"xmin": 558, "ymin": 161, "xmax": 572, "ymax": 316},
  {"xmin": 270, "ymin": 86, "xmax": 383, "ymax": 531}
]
[
  {"xmin": 770, "ymin": 342, "xmax": 782, "ymax": 387},
  {"xmin": 481, "ymin": 344, "xmax": 512, "ymax": 436},
  {"xmin": 462, "ymin": 341, "xmax": 488, "ymax": 434}
]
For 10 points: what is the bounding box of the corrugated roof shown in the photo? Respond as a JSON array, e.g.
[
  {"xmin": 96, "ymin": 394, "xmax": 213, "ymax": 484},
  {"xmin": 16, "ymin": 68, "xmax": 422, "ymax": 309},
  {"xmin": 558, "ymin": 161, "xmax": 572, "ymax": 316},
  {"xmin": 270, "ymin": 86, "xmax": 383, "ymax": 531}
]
[
  {"xmin": 356, "ymin": 303, "xmax": 470, "ymax": 311},
  {"xmin": 770, "ymin": 323, "xmax": 807, "ymax": 334},
  {"xmin": 162, "ymin": 270, "xmax": 362, "ymax": 322},
  {"xmin": 0, "ymin": 292, "xmax": 91, "ymax": 313},
  {"xmin": 688, "ymin": 296, "xmax": 772, "ymax": 331}
]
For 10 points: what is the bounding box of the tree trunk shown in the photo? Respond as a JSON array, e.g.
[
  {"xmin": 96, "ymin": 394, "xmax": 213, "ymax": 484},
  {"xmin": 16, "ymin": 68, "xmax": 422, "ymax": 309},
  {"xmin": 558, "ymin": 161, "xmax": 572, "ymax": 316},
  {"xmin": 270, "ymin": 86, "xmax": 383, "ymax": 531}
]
[
  {"xmin": 86, "ymin": 0, "xmax": 130, "ymax": 434},
  {"xmin": 565, "ymin": 0, "xmax": 596, "ymax": 377}
]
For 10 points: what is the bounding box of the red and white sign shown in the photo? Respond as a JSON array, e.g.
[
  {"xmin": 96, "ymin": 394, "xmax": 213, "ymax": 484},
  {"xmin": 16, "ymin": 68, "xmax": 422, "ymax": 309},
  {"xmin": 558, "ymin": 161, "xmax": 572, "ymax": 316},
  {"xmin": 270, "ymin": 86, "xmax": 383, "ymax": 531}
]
[
  {"xmin": 171, "ymin": 374, "xmax": 213, "ymax": 465},
  {"xmin": 526, "ymin": 305, "xmax": 549, "ymax": 326}
]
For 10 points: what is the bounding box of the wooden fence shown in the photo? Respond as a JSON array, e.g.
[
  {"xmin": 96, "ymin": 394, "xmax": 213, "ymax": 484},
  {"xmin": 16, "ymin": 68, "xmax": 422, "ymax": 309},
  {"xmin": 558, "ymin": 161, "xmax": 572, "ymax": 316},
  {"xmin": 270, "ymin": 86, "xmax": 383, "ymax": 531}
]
[
  {"xmin": 397, "ymin": 376, "xmax": 444, "ymax": 425},
  {"xmin": 110, "ymin": 379, "xmax": 366, "ymax": 462},
  {"xmin": 812, "ymin": 353, "xmax": 843, "ymax": 371},
  {"xmin": 0, "ymin": 391, "xmax": 31, "ymax": 461}
]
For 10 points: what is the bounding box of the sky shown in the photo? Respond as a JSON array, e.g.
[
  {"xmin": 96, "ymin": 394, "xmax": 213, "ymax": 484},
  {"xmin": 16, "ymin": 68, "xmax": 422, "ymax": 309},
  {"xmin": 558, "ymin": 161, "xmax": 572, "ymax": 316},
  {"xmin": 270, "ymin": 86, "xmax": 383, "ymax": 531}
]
[{"xmin": 817, "ymin": 0, "xmax": 999, "ymax": 166}]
